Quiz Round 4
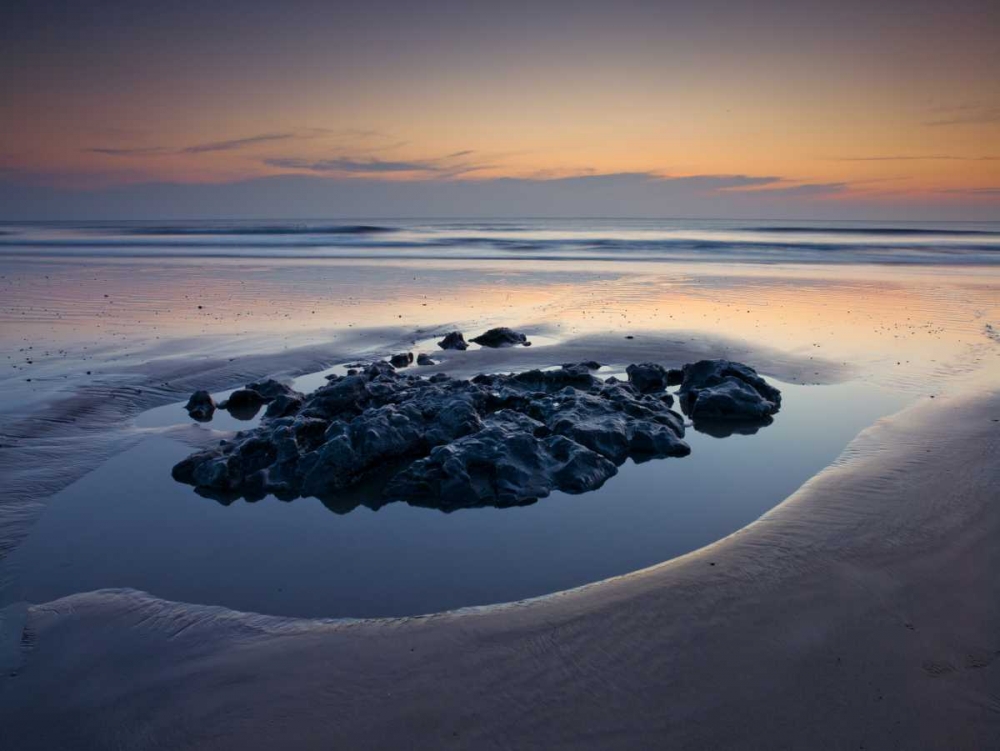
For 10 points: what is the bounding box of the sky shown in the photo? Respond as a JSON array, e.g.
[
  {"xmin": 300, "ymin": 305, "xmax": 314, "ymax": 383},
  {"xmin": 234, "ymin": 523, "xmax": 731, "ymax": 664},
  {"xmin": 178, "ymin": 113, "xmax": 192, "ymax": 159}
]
[{"xmin": 1, "ymin": 0, "xmax": 998, "ymax": 219}]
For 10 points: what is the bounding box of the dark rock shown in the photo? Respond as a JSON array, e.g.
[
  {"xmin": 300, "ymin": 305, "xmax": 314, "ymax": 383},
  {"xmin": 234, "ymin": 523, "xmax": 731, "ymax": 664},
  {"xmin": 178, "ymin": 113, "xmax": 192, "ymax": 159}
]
[
  {"xmin": 389, "ymin": 352, "xmax": 414, "ymax": 368},
  {"xmin": 172, "ymin": 360, "xmax": 720, "ymax": 510},
  {"xmin": 265, "ymin": 393, "xmax": 303, "ymax": 419},
  {"xmin": 184, "ymin": 390, "xmax": 216, "ymax": 422},
  {"xmin": 626, "ymin": 362, "xmax": 671, "ymax": 393},
  {"xmin": 470, "ymin": 327, "xmax": 530, "ymax": 348},
  {"xmin": 220, "ymin": 379, "xmax": 303, "ymax": 421},
  {"xmin": 245, "ymin": 379, "xmax": 299, "ymax": 402},
  {"xmin": 678, "ymin": 359, "xmax": 781, "ymax": 422},
  {"xmin": 563, "ymin": 360, "xmax": 601, "ymax": 370},
  {"xmin": 222, "ymin": 389, "xmax": 266, "ymax": 420},
  {"xmin": 437, "ymin": 331, "xmax": 468, "ymax": 350},
  {"xmin": 416, "ymin": 353, "xmax": 435, "ymax": 366},
  {"xmin": 385, "ymin": 411, "xmax": 619, "ymax": 509}
]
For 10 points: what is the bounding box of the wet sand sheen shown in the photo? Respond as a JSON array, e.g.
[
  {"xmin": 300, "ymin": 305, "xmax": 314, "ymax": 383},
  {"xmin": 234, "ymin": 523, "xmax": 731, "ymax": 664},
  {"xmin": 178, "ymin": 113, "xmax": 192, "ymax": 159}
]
[
  {"xmin": 1, "ymin": 387, "xmax": 996, "ymax": 751},
  {"xmin": 0, "ymin": 232, "xmax": 997, "ymax": 748}
]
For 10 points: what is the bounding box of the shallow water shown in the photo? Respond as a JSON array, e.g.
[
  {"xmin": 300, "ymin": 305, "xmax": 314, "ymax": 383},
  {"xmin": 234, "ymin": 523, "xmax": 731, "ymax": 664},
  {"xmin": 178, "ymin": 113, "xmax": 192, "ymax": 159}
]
[{"xmin": 0, "ymin": 379, "xmax": 909, "ymax": 618}]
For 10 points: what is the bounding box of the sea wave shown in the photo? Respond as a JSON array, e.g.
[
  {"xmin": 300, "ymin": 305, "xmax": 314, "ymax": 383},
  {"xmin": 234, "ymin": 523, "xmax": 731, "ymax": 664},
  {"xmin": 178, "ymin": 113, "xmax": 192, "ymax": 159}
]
[
  {"xmin": 1, "ymin": 220, "xmax": 998, "ymax": 264},
  {"xmin": 123, "ymin": 224, "xmax": 397, "ymax": 236},
  {"xmin": 750, "ymin": 225, "xmax": 996, "ymax": 236}
]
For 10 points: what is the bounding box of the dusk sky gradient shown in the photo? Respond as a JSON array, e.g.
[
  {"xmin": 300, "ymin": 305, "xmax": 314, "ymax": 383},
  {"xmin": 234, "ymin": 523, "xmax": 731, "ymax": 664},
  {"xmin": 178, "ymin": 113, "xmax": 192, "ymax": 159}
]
[{"xmin": 2, "ymin": 0, "xmax": 998, "ymax": 218}]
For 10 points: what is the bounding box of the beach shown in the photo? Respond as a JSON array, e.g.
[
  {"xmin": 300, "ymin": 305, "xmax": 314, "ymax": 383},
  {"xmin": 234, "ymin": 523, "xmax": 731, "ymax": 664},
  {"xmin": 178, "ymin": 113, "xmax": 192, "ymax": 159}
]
[{"xmin": 0, "ymin": 219, "xmax": 998, "ymax": 748}]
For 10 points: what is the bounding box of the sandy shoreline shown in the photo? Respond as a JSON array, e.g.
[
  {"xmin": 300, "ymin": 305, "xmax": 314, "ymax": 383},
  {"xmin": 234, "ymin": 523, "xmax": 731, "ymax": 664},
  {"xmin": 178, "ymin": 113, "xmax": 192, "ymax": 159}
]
[
  {"xmin": 1, "ymin": 383, "xmax": 996, "ymax": 749},
  {"xmin": 0, "ymin": 254, "xmax": 997, "ymax": 748}
]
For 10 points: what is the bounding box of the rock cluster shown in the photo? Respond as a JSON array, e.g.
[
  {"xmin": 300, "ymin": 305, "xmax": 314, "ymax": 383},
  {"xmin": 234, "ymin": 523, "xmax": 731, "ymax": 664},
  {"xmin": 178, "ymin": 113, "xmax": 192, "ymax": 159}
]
[
  {"xmin": 189, "ymin": 379, "xmax": 303, "ymax": 421},
  {"xmin": 174, "ymin": 361, "xmax": 693, "ymax": 509},
  {"xmin": 173, "ymin": 358, "xmax": 780, "ymax": 511}
]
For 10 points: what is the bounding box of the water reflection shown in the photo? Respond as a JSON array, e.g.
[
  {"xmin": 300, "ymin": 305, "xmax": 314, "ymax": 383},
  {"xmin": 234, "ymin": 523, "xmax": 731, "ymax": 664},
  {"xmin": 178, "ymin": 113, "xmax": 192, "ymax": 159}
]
[{"xmin": 1, "ymin": 380, "xmax": 910, "ymax": 618}]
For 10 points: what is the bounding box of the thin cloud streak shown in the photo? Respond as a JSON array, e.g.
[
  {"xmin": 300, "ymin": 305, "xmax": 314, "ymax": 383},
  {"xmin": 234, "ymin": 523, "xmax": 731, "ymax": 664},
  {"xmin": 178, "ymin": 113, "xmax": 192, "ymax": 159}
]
[
  {"xmin": 832, "ymin": 155, "xmax": 1000, "ymax": 162},
  {"xmin": 923, "ymin": 102, "xmax": 1000, "ymax": 127},
  {"xmin": 264, "ymin": 150, "xmax": 495, "ymax": 178},
  {"xmin": 88, "ymin": 131, "xmax": 316, "ymax": 157},
  {"xmin": 181, "ymin": 133, "xmax": 296, "ymax": 154}
]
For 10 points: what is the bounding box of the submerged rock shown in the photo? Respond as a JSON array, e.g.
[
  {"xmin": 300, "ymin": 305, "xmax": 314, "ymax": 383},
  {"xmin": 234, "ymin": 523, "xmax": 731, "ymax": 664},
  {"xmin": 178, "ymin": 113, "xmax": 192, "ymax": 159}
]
[
  {"xmin": 416, "ymin": 353, "xmax": 436, "ymax": 366},
  {"xmin": 470, "ymin": 327, "xmax": 530, "ymax": 348},
  {"xmin": 678, "ymin": 359, "xmax": 782, "ymax": 423},
  {"xmin": 437, "ymin": 331, "xmax": 468, "ymax": 350},
  {"xmin": 184, "ymin": 390, "xmax": 216, "ymax": 422}
]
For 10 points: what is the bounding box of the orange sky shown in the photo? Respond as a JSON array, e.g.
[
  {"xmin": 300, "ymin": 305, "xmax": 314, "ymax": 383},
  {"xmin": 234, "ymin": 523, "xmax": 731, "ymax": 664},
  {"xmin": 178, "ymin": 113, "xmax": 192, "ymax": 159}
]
[{"xmin": 2, "ymin": 0, "xmax": 998, "ymax": 212}]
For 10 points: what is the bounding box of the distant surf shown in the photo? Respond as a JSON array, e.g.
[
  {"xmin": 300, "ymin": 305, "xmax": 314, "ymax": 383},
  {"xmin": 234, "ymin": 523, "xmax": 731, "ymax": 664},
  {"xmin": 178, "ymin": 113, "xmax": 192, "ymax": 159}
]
[{"xmin": 0, "ymin": 219, "xmax": 998, "ymax": 264}]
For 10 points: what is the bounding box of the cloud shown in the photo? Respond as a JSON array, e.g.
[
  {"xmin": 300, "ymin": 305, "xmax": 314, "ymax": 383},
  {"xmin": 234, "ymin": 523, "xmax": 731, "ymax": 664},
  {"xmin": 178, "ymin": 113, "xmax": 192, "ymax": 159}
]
[
  {"xmin": 267, "ymin": 157, "xmax": 440, "ymax": 173},
  {"xmin": 3, "ymin": 172, "xmax": 995, "ymax": 221},
  {"xmin": 738, "ymin": 182, "xmax": 849, "ymax": 197},
  {"xmin": 264, "ymin": 150, "xmax": 494, "ymax": 178},
  {"xmin": 88, "ymin": 131, "xmax": 315, "ymax": 157},
  {"xmin": 923, "ymin": 102, "xmax": 1000, "ymax": 127},
  {"xmin": 832, "ymin": 155, "xmax": 1000, "ymax": 162},
  {"xmin": 181, "ymin": 133, "xmax": 296, "ymax": 154},
  {"xmin": 936, "ymin": 187, "xmax": 1000, "ymax": 196},
  {"xmin": 88, "ymin": 146, "xmax": 169, "ymax": 156}
]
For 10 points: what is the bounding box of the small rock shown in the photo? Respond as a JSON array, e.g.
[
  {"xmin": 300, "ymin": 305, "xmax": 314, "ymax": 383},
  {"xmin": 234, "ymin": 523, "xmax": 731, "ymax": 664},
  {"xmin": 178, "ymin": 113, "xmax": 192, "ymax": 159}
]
[
  {"xmin": 470, "ymin": 327, "xmax": 530, "ymax": 348},
  {"xmin": 184, "ymin": 390, "xmax": 216, "ymax": 422},
  {"xmin": 437, "ymin": 331, "xmax": 468, "ymax": 350},
  {"xmin": 223, "ymin": 389, "xmax": 265, "ymax": 420},
  {"xmin": 389, "ymin": 352, "xmax": 414, "ymax": 368},
  {"xmin": 416, "ymin": 353, "xmax": 435, "ymax": 366}
]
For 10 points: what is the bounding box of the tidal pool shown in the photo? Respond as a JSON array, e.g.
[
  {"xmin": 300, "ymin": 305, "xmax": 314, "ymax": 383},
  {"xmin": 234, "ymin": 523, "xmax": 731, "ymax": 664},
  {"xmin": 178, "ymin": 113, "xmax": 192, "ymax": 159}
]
[{"xmin": 0, "ymin": 379, "xmax": 908, "ymax": 618}]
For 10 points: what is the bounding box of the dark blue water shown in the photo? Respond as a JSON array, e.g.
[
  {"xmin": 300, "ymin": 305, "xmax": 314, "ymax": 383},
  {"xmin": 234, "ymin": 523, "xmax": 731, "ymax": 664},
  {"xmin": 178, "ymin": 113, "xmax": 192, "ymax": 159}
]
[
  {"xmin": 1, "ymin": 218, "xmax": 998, "ymax": 264},
  {"xmin": 0, "ymin": 379, "xmax": 910, "ymax": 618}
]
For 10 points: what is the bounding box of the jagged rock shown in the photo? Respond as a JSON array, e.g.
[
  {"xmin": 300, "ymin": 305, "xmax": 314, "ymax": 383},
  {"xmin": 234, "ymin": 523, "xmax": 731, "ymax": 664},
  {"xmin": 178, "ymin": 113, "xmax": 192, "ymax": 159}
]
[
  {"xmin": 385, "ymin": 411, "xmax": 619, "ymax": 510},
  {"xmin": 173, "ymin": 360, "xmax": 695, "ymax": 509},
  {"xmin": 529, "ymin": 386, "xmax": 688, "ymax": 464},
  {"xmin": 437, "ymin": 331, "xmax": 468, "ymax": 350},
  {"xmin": 678, "ymin": 359, "xmax": 781, "ymax": 422},
  {"xmin": 246, "ymin": 379, "xmax": 300, "ymax": 402},
  {"xmin": 626, "ymin": 362, "xmax": 671, "ymax": 393},
  {"xmin": 222, "ymin": 388, "xmax": 266, "ymax": 420},
  {"xmin": 184, "ymin": 390, "xmax": 216, "ymax": 422},
  {"xmin": 564, "ymin": 360, "xmax": 601, "ymax": 370},
  {"xmin": 470, "ymin": 327, "xmax": 530, "ymax": 348},
  {"xmin": 389, "ymin": 352, "xmax": 414, "ymax": 368},
  {"xmin": 265, "ymin": 393, "xmax": 303, "ymax": 419},
  {"xmin": 416, "ymin": 353, "xmax": 435, "ymax": 366}
]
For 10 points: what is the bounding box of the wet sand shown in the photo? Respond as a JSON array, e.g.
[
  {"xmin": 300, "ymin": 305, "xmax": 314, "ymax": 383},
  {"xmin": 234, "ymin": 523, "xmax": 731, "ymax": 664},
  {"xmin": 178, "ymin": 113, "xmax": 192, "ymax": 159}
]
[
  {"xmin": 1, "ymin": 249, "xmax": 998, "ymax": 747},
  {"xmin": 1, "ymin": 387, "xmax": 996, "ymax": 750}
]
